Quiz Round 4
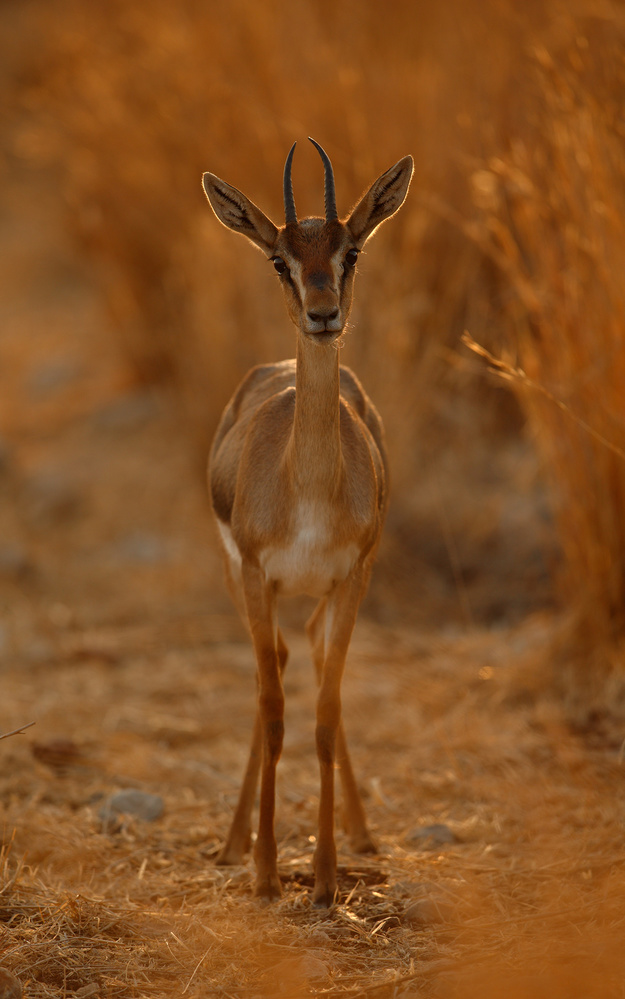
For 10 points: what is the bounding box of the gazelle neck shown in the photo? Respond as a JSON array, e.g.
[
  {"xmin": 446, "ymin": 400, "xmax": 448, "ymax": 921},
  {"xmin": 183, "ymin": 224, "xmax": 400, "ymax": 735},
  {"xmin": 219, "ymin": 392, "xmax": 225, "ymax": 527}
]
[{"xmin": 289, "ymin": 331, "xmax": 342, "ymax": 494}]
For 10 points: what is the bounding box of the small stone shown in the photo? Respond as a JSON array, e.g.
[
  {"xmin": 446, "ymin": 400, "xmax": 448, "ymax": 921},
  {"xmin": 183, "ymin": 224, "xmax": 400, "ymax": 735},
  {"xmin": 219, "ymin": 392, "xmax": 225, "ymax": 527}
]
[
  {"xmin": 402, "ymin": 894, "xmax": 449, "ymax": 927},
  {"xmin": 75, "ymin": 984, "xmax": 100, "ymax": 997},
  {"xmin": 298, "ymin": 956, "xmax": 329, "ymax": 981},
  {"xmin": 0, "ymin": 968, "xmax": 22, "ymax": 999},
  {"xmin": 268, "ymin": 955, "xmax": 329, "ymax": 992},
  {"xmin": 100, "ymin": 790, "xmax": 164, "ymax": 825},
  {"xmin": 406, "ymin": 823, "xmax": 457, "ymax": 849}
]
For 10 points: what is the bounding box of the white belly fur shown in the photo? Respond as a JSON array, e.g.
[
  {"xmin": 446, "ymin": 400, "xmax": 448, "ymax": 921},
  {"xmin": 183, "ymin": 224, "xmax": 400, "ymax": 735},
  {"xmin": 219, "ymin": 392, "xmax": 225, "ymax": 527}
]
[
  {"xmin": 218, "ymin": 505, "xmax": 359, "ymax": 599},
  {"xmin": 261, "ymin": 500, "xmax": 359, "ymax": 597},
  {"xmin": 261, "ymin": 540, "xmax": 358, "ymax": 598}
]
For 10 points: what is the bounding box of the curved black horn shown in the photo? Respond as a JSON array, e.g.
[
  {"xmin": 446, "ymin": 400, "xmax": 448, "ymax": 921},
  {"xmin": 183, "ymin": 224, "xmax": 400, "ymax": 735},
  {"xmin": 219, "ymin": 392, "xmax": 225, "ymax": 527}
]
[
  {"xmin": 308, "ymin": 137, "xmax": 338, "ymax": 221},
  {"xmin": 283, "ymin": 141, "xmax": 297, "ymax": 224}
]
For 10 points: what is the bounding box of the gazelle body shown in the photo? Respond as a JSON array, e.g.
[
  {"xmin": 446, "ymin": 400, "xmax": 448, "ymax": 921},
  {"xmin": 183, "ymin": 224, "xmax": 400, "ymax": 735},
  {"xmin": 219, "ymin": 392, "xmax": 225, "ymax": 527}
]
[{"xmin": 202, "ymin": 140, "xmax": 413, "ymax": 906}]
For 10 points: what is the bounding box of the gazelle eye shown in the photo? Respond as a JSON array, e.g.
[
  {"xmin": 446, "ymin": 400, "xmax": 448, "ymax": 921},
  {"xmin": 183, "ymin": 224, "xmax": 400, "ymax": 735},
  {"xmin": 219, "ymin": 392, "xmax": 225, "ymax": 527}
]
[
  {"xmin": 344, "ymin": 248, "xmax": 359, "ymax": 268},
  {"xmin": 272, "ymin": 256, "xmax": 288, "ymax": 274}
]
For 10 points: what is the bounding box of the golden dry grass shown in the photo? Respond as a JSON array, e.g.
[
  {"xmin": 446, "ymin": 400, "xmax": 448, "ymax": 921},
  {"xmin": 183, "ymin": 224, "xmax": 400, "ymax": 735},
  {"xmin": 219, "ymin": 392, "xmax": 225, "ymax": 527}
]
[
  {"xmin": 2, "ymin": 1, "xmax": 625, "ymax": 997},
  {"xmin": 455, "ymin": 26, "xmax": 625, "ymax": 673}
]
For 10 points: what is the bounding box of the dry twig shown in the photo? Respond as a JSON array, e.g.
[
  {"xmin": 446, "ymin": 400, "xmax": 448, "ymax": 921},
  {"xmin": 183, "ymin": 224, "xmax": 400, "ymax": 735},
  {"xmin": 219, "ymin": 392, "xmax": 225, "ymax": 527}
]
[
  {"xmin": 462, "ymin": 331, "xmax": 625, "ymax": 463},
  {"xmin": 0, "ymin": 722, "xmax": 35, "ymax": 742}
]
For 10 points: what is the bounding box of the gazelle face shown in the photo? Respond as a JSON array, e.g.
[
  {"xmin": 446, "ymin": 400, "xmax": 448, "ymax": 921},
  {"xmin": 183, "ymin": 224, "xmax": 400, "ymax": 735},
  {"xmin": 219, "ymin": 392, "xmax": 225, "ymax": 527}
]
[
  {"xmin": 202, "ymin": 139, "xmax": 413, "ymax": 346},
  {"xmin": 271, "ymin": 219, "xmax": 359, "ymax": 343}
]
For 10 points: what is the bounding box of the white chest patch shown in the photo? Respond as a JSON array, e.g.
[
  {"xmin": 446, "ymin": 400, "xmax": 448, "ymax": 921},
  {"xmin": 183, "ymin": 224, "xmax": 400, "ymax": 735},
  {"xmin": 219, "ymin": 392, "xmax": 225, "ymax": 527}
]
[{"xmin": 260, "ymin": 500, "xmax": 359, "ymax": 598}]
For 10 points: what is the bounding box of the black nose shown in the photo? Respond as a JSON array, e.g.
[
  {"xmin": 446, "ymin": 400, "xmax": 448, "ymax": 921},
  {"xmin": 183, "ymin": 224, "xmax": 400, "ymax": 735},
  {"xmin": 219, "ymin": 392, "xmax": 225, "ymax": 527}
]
[{"xmin": 307, "ymin": 308, "xmax": 339, "ymax": 323}]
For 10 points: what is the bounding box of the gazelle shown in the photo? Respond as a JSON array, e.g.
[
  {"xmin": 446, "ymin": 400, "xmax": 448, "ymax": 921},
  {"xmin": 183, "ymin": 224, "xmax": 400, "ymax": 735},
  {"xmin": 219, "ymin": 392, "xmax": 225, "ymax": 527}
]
[{"xmin": 202, "ymin": 139, "xmax": 413, "ymax": 906}]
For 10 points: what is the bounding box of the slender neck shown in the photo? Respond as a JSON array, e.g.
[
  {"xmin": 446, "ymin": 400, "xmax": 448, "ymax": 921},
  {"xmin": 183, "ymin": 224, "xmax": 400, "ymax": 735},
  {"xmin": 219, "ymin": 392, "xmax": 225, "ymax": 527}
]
[{"xmin": 289, "ymin": 332, "xmax": 342, "ymax": 492}]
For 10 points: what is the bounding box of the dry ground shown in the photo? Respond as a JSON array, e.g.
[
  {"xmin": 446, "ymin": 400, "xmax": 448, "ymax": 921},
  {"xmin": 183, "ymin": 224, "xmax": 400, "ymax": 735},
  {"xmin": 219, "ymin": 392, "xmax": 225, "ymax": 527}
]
[{"xmin": 1, "ymin": 129, "xmax": 625, "ymax": 999}]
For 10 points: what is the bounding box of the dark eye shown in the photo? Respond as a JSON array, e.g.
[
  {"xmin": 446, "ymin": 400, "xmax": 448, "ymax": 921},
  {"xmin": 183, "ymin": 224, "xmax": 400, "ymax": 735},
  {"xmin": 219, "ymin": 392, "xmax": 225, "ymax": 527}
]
[
  {"xmin": 344, "ymin": 248, "xmax": 359, "ymax": 268},
  {"xmin": 272, "ymin": 256, "xmax": 288, "ymax": 275}
]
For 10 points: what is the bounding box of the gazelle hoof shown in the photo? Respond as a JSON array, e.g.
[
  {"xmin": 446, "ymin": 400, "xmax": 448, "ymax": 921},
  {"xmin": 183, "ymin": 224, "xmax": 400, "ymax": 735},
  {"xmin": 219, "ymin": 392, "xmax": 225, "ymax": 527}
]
[
  {"xmin": 215, "ymin": 840, "xmax": 249, "ymax": 866},
  {"xmin": 254, "ymin": 875, "xmax": 282, "ymax": 902},
  {"xmin": 312, "ymin": 882, "xmax": 337, "ymax": 909},
  {"xmin": 351, "ymin": 832, "xmax": 377, "ymax": 855}
]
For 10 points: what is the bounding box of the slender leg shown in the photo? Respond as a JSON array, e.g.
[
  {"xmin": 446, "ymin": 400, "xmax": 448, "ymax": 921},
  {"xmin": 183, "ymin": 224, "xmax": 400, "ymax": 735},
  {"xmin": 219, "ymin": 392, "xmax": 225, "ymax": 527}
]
[
  {"xmin": 312, "ymin": 568, "xmax": 366, "ymax": 907},
  {"xmin": 306, "ymin": 599, "xmax": 375, "ymax": 857},
  {"xmin": 241, "ymin": 562, "xmax": 284, "ymax": 900},
  {"xmin": 216, "ymin": 628, "xmax": 289, "ymax": 865},
  {"xmin": 216, "ymin": 711, "xmax": 261, "ymax": 864}
]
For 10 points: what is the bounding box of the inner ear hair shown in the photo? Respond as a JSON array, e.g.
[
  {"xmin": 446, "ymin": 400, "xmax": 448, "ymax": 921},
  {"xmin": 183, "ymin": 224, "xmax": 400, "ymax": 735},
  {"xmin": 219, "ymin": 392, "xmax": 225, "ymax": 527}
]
[
  {"xmin": 347, "ymin": 155, "xmax": 413, "ymax": 246},
  {"xmin": 202, "ymin": 172, "xmax": 278, "ymax": 253}
]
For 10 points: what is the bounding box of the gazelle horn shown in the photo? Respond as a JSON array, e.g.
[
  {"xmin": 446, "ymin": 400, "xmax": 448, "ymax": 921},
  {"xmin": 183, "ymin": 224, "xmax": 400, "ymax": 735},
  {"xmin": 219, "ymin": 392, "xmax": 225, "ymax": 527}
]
[
  {"xmin": 283, "ymin": 142, "xmax": 297, "ymax": 224},
  {"xmin": 309, "ymin": 137, "xmax": 338, "ymax": 221}
]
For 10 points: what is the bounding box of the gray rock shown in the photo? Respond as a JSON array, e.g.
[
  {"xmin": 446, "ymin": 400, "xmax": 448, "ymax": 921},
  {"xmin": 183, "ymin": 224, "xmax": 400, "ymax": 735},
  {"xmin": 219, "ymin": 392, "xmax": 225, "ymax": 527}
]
[
  {"xmin": 269, "ymin": 955, "xmax": 329, "ymax": 991},
  {"xmin": 100, "ymin": 790, "xmax": 164, "ymax": 827},
  {"xmin": 406, "ymin": 823, "xmax": 457, "ymax": 849},
  {"xmin": 402, "ymin": 894, "xmax": 450, "ymax": 926}
]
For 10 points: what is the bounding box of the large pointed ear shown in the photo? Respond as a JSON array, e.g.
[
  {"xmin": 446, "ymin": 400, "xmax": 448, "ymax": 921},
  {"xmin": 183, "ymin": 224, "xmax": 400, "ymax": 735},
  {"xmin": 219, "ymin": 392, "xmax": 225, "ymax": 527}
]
[
  {"xmin": 202, "ymin": 172, "xmax": 278, "ymax": 255},
  {"xmin": 346, "ymin": 155, "xmax": 414, "ymax": 248}
]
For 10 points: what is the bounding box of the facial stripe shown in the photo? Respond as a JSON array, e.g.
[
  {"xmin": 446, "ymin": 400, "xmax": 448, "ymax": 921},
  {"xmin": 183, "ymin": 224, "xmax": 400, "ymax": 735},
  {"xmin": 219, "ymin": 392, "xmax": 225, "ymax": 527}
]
[
  {"xmin": 272, "ymin": 224, "xmax": 358, "ymax": 332},
  {"xmin": 287, "ymin": 259, "xmax": 305, "ymax": 308}
]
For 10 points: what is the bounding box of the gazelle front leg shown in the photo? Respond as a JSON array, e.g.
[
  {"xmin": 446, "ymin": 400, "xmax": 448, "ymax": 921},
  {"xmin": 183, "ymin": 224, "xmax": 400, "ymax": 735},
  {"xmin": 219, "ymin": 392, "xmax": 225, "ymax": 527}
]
[
  {"xmin": 241, "ymin": 562, "xmax": 284, "ymax": 900},
  {"xmin": 313, "ymin": 567, "xmax": 366, "ymax": 907},
  {"xmin": 307, "ymin": 600, "xmax": 376, "ymax": 856}
]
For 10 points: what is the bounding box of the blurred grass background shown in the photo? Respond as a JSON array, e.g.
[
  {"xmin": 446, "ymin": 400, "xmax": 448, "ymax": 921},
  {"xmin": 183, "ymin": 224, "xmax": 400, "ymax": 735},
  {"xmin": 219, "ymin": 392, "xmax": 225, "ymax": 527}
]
[{"xmin": 2, "ymin": 0, "xmax": 625, "ymax": 688}]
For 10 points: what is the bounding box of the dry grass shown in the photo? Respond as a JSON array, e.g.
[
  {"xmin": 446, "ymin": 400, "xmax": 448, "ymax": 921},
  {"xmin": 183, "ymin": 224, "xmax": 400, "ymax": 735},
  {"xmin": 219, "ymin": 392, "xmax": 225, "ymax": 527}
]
[
  {"xmin": 1, "ymin": 621, "xmax": 625, "ymax": 999},
  {"xmin": 456, "ymin": 21, "xmax": 625, "ymax": 675}
]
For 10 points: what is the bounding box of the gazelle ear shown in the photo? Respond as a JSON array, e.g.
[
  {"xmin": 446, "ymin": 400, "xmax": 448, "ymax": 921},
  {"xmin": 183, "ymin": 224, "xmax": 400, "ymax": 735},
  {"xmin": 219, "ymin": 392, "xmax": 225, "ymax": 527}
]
[
  {"xmin": 202, "ymin": 173, "xmax": 279, "ymax": 255},
  {"xmin": 346, "ymin": 155, "xmax": 414, "ymax": 248}
]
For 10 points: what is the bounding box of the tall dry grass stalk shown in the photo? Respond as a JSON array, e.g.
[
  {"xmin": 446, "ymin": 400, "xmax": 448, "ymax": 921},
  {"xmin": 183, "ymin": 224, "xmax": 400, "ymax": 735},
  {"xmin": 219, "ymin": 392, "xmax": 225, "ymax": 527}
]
[
  {"xmin": 462, "ymin": 19, "xmax": 625, "ymax": 676},
  {"xmin": 9, "ymin": 0, "xmax": 625, "ymax": 672}
]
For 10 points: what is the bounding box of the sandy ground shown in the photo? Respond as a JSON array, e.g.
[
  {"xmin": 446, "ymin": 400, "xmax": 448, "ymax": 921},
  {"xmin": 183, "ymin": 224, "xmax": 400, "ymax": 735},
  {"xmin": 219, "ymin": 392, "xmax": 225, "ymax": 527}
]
[{"xmin": 1, "ymin": 156, "xmax": 625, "ymax": 999}]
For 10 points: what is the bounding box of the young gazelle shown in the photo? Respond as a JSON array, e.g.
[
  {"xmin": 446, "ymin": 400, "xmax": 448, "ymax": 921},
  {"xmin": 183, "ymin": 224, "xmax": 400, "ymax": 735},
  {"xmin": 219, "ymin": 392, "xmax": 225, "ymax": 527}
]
[{"xmin": 202, "ymin": 139, "xmax": 413, "ymax": 906}]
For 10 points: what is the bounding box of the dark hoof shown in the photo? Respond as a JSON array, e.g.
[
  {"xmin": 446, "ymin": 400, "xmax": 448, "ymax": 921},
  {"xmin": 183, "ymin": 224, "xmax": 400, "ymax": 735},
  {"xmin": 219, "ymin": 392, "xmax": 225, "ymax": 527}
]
[
  {"xmin": 215, "ymin": 831, "xmax": 251, "ymax": 866},
  {"xmin": 254, "ymin": 876, "xmax": 282, "ymax": 902},
  {"xmin": 312, "ymin": 883, "xmax": 337, "ymax": 909},
  {"xmin": 351, "ymin": 833, "xmax": 378, "ymax": 855},
  {"xmin": 216, "ymin": 846, "xmax": 245, "ymax": 866}
]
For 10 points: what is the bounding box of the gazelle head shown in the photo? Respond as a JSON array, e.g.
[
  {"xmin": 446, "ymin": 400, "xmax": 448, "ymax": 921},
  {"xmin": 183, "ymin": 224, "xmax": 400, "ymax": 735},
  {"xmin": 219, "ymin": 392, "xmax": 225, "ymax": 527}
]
[{"xmin": 202, "ymin": 139, "xmax": 413, "ymax": 345}]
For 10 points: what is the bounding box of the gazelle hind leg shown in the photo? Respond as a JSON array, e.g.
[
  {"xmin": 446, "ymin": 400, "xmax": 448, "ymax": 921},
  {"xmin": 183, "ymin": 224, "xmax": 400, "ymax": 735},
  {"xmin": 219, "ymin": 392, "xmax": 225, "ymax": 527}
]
[{"xmin": 216, "ymin": 626, "xmax": 289, "ymax": 867}]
